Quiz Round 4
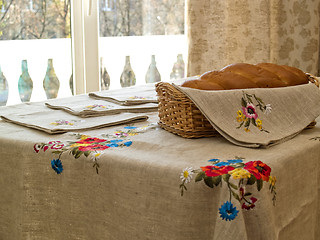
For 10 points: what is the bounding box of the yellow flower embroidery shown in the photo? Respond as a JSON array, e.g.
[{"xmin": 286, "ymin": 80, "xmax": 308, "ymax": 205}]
[
  {"xmin": 269, "ymin": 176, "xmax": 276, "ymax": 186},
  {"xmin": 256, "ymin": 119, "xmax": 262, "ymax": 126},
  {"xmin": 229, "ymin": 168, "xmax": 251, "ymax": 180}
]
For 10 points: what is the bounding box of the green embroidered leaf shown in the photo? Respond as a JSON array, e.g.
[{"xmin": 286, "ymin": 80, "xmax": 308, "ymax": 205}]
[
  {"xmin": 229, "ymin": 182, "xmax": 238, "ymax": 190},
  {"xmin": 71, "ymin": 147, "xmax": 78, "ymax": 155},
  {"xmin": 255, "ymin": 96, "xmax": 264, "ymax": 105},
  {"xmin": 247, "ymin": 175, "xmax": 256, "ymax": 185},
  {"xmin": 257, "ymin": 179, "xmax": 263, "ymax": 191},
  {"xmin": 74, "ymin": 150, "xmax": 84, "ymax": 159},
  {"xmin": 231, "ymin": 190, "xmax": 240, "ymax": 201},
  {"xmin": 83, "ymin": 151, "xmax": 91, "ymax": 157},
  {"xmin": 222, "ymin": 174, "xmax": 230, "ymax": 182},
  {"xmin": 241, "ymin": 97, "xmax": 246, "ymax": 107},
  {"xmin": 204, "ymin": 176, "xmax": 214, "ymax": 188},
  {"xmin": 195, "ymin": 171, "xmax": 205, "ymax": 182},
  {"xmin": 244, "ymin": 119, "xmax": 250, "ymax": 128},
  {"xmin": 212, "ymin": 175, "xmax": 222, "ymax": 186},
  {"xmin": 51, "ymin": 150, "xmax": 63, "ymax": 154},
  {"xmin": 251, "ymin": 118, "xmax": 256, "ymax": 126}
]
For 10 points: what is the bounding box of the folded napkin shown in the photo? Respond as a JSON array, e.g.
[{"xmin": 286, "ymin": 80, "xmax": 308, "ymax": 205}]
[
  {"xmin": 45, "ymin": 95, "xmax": 158, "ymax": 117},
  {"xmin": 174, "ymin": 83, "xmax": 320, "ymax": 148},
  {"xmin": 1, "ymin": 108, "xmax": 148, "ymax": 134},
  {"xmin": 88, "ymin": 84, "xmax": 158, "ymax": 105}
]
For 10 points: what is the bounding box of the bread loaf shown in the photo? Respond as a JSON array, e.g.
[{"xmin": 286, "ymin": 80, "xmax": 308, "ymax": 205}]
[{"xmin": 181, "ymin": 63, "xmax": 309, "ymax": 90}]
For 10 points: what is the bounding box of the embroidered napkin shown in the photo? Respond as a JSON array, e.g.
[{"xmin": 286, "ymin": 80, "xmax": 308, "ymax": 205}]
[
  {"xmin": 174, "ymin": 83, "xmax": 320, "ymax": 148},
  {"xmin": 1, "ymin": 108, "xmax": 149, "ymax": 134},
  {"xmin": 88, "ymin": 84, "xmax": 158, "ymax": 105},
  {"xmin": 45, "ymin": 95, "xmax": 158, "ymax": 117}
]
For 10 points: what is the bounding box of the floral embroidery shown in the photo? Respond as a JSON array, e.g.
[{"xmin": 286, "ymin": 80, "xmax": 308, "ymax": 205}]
[
  {"xmin": 180, "ymin": 158, "xmax": 276, "ymax": 221},
  {"xmin": 85, "ymin": 104, "xmax": 108, "ymax": 110},
  {"xmin": 50, "ymin": 120, "xmax": 80, "ymax": 126},
  {"xmin": 51, "ymin": 159, "xmax": 63, "ymax": 174},
  {"xmin": 101, "ymin": 123, "xmax": 159, "ymax": 139},
  {"xmin": 219, "ymin": 201, "xmax": 239, "ymax": 221},
  {"xmin": 310, "ymin": 136, "xmax": 320, "ymax": 141},
  {"xmin": 236, "ymin": 92, "xmax": 271, "ymax": 133},
  {"xmin": 34, "ymin": 135, "xmax": 132, "ymax": 174},
  {"xmin": 34, "ymin": 123, "xmax": 158, "ymax": 175},
  {"xmin": 180, "ymin": 167, "xmax": 194, "ymax": 184}
]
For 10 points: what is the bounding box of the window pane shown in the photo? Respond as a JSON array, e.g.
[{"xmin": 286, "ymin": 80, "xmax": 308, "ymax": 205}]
[
  {"xmin": 0, "ymin": 0, "xmax": 73, "ymax": 106},
  {"xmin": 98, "ymin": 0, "xmax": 187, "ymax": 90}
]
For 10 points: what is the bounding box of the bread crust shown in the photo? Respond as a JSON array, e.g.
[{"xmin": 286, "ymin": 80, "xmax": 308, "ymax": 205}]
[{"xmin": 181, "ymin": 63, "xmax": 309, "ymax": 90}]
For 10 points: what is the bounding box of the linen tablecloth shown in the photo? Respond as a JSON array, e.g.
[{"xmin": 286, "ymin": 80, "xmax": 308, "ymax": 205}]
[{"xmin": 0, "ymin": 87, "xmax": 320, "ymax": 240}]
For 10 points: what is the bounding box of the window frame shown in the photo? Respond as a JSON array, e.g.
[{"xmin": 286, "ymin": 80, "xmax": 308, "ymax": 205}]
[{"xmin": 71, "ymin": 0, "xmax": 100, "ymax": 95}]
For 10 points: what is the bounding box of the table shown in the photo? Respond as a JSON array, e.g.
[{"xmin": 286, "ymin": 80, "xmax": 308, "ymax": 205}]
[{"xmin": 0, "ymin": 86, "xmax": 320, "ymax": 240}]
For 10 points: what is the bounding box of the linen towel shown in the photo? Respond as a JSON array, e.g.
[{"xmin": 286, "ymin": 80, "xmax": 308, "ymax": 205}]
[
  {"xmin": 1, "ymin": 106, "xmax": 148, "ymax": 134},
  {"xmin": 88, "ymin": 84, "xmax": 158, "ymax": 105},
  {"xmin": 45, "ymin": 95, "xmax": 158, "ymax": 117},
  {"xmin": 174, "ymin": 83, "xmax": 320, "ymax": 148}
]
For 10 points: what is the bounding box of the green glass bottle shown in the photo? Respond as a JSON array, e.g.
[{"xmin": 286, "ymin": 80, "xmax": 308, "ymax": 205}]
[
  {"xmin": 43, "ymin": 58, "xmax": 60, "ymax": 99},
  {"xmin": 0, "ymin": 65, "xmax": 8, "ymax": 106},
  {"xmin": 120, "ymin": 56, "xmax": 136, "ymax": 88},
  {"xmin": 145, "ymin": 55, "xmax": 161, "ymax": 83},
  {"xmin": 18, "ymin": 60, "xmax": 33, "ymax": 102}
]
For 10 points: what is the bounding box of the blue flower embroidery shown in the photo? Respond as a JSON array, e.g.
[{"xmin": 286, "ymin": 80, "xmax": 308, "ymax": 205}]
[
  {"xmin": 227, "ymin": 159, "xmax": 243, "ymax": 164},
  {"xmin": 219, "ymin": 201, "xmax": 239, "ymax": 221},
  {"xmin": 208, "ymin": 158, "xmax": 219, "ymax": 162},
  {"xmin": 124, "ymin": 141, "xmax": 132, "ymax": 147},
  {"xmin": 51, "ymin": 159, "xmax": 63, "ymax": 174},
  {"xmin": 214, "ymin": 162, "xmax": 230, "ymax": 167},
  {"xmin": 124, "ymin": 126, "xmax": 137, "ymax": 129}
]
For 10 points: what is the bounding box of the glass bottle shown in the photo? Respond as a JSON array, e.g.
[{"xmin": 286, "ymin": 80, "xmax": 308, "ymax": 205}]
[
  {"xmin": 69, "ymin": 73, "xmax": 74, "ymax": 95},
  {"xmin": 170, "ymin": 54, "xmax": 185, "ymax": 80},
  {"xmin": 43, "ymin": 58, "xmax": 60, "ymax": 99},
  {"xmin": 0, "ymin": 65, "xmax": 8, "ymax": 106},
  {"xmin": 120, "ymin": 56, "xmax": 136, "ymax": 88},
  {"xmin": 145, "ymin": 55, "xmax": 161, "ymax": 83},
  {"xmin": 18, "ymin": 59, "xmax": 33, "ymax": 102},
  {"xmin": 100, "ymin": 57, "xmax": 110, "ymax": 90}
]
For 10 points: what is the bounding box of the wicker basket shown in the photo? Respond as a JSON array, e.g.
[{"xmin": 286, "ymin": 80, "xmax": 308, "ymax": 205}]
[{"xmin": 156, "ymin": 75, "xmax": 319, "ymax": 139}]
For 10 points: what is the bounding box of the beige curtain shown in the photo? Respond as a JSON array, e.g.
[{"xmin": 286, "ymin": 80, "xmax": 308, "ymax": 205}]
[{"xmin": 187, "ymin": 0, "xmax": 320, "ymax": 76}]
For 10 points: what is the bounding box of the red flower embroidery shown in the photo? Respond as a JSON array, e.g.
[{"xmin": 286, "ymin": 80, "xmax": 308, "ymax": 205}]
[
  {"xmin": 78, "ymin": 144, "xmax": 109, "ymax": 152},
  {"xmin": 242, "ymin": 197, "xmax": 257, "ymax": 210},
  {"xmin": 76, "ymin": 137, "xmax": 106, "ymax": 145},
  {"xmin": 201, "ymin": 165, "xmax": 235, "ymax": 177},
  {"xmin": 244, "ymin": 161, "xmax": 271, "ymax": 181}
]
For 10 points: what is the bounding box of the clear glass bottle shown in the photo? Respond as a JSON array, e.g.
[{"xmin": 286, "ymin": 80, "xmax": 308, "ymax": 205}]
[
  {"xmin": 145, "ymin": 55, "xmax": 161, "ymax": 83},
  {"xmin": 18, "ymin": 59, "xmax": 33, "ymax": 102},
  {"xmin": 0, "ymin": 65, "xmax": 8, "ymax": 106},
  {"xmin": 100, "ymin": 57, "xmax": 110, "ymax": 90},
  {"xmin": 170, "ymin": 54, "xmax": 185, "ymax": 80},
  {"xmin": 43, "ymin": 58, "xmax": 60, "ymax": 99},
  {"xmin": 120, "ymin": 56, "xmax": 136, "ymax": 88}
]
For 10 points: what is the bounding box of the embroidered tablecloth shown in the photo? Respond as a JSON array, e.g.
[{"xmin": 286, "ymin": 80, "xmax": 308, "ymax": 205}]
[{"xmin": 0, "ymin": 85, "xmax": 320, "ymax": 240}]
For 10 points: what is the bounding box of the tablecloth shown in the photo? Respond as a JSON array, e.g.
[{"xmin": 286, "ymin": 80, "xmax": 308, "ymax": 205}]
[{"xmin": 0, "ymin": 85, "xmax": 320, "ymax": 240}]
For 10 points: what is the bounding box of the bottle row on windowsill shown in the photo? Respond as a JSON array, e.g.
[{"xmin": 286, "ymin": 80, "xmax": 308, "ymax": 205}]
[
  {"xmin": 0, "ymin": 58, "xmax": 60, "ymax": 106},
  {"xmin": 101, "ymin": 54, "xmax": 185, "ymax": 90},
  {"xmin": 0, "ymin": 54, "xmax": 185, "ymax": 106}
]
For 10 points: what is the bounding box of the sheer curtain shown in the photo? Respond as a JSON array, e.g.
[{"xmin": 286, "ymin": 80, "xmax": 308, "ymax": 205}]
[{"xmin": 186, "ymin": 0, "xmax": 320, "ymax": 76}]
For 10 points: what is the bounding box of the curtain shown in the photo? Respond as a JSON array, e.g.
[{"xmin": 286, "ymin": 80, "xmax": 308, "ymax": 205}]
[{"xmin": 186, "ymin": 0, "xmax": 320, "ymax": 76}]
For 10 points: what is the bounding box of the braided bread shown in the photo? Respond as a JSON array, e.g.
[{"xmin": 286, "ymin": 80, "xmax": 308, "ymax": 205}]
[{"xmin": 181, "ymin": 63, "xmax": 309, "ymax": 90}]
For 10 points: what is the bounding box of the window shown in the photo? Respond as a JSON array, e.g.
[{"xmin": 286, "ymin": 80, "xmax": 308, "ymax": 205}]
[{"xmin": 0, "ymin": 0, "xmax": 186, "ymax": 106}]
